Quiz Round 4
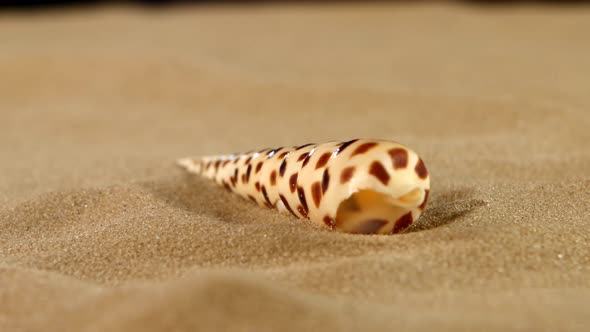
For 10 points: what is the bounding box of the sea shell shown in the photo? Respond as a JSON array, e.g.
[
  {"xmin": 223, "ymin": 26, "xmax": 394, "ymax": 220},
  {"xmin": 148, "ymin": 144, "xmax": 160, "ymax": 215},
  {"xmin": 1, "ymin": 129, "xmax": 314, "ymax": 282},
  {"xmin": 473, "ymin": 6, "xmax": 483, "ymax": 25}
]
[{"xmin": 177, "ymin": 139, "xmax": 430, "ymax": 235}]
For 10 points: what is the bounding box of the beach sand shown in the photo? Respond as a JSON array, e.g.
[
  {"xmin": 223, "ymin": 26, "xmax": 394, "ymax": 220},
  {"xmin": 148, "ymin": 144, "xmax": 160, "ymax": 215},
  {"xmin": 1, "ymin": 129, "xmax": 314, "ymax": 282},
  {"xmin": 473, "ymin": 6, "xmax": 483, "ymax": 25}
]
[{"xmin": 0, "ymin": 3, "xmax": 589, "ymax": 331}]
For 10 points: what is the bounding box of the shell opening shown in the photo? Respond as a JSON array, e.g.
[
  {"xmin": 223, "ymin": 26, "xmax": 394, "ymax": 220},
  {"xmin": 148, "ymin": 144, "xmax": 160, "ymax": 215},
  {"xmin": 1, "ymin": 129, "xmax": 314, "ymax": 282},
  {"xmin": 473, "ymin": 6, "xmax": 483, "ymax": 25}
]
[{"xmin": 334, "ymin": 189, "xmax": 424, "ymax": 235}]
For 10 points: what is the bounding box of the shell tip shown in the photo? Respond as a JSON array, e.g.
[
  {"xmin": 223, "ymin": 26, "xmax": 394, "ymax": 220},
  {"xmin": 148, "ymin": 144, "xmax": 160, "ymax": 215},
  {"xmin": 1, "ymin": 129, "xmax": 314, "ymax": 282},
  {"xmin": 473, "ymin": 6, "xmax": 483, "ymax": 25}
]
[{"xmin": 176, "ymin": 157, "xmax": 201, "ymax": 174}]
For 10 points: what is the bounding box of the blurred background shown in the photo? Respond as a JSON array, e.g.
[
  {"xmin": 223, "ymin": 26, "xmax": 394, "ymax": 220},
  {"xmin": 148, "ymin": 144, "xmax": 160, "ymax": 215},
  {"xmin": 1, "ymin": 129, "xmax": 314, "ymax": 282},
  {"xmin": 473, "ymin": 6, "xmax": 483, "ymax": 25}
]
[{"xmin": 1, "ymin": 0, "xmax": 588, "ymax": 196}]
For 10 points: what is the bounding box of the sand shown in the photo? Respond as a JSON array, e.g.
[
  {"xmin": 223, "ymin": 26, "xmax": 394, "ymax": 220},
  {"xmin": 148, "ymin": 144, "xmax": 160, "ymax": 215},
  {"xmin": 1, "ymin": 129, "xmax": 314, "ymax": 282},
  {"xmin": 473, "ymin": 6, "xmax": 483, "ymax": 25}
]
[{"xmin": 1, "ymin": 2, "xmax": 589, "ymax": 331}]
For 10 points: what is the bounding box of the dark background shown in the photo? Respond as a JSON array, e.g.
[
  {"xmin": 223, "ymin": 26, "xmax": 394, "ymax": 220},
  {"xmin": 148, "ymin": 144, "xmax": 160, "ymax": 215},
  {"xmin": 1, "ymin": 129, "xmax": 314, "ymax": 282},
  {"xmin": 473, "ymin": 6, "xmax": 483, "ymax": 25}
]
[{"xmin": 2, "ymin": 0, "xmax": 588, "ymax": 10}]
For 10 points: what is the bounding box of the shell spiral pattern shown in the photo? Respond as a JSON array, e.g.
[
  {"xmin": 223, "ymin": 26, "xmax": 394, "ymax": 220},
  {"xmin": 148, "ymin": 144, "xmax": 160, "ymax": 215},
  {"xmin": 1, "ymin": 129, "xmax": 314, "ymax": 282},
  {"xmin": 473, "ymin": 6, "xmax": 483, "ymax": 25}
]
[{"xmin": 177, "ymin": 139, "xmax": 430, "ymax": 235}]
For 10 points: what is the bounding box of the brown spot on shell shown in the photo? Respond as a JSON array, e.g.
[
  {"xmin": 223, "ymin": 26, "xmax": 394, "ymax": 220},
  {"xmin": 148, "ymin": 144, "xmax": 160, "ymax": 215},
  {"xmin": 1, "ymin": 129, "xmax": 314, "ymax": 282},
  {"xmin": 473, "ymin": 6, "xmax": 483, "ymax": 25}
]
[
  {"xmin": 392, "ymin": 212, "xmax": 413, "ymax": 234},
  {"xmin": 278, "ymin": 151, "xmax": 289, "ymax": 159},
  {"xmin": 255, "ymin": 181, "xmax": 261, "ymax": 192},
  {"xmin": 297, "ymin": 205, "xmax": 307, "ymax": 218},
  {"xmin": 315, "ymin": 152, "xmax": 331, "ymax": 169},
  {"xmin": 323, "ymin": 216, "xmax": 335, "ymax": 229},
  {"xmin": 334, "ymin": 139, "xmax": 358, "ymax": 156},
  {"xmin": 222, "ymin": 181, "xmax": 231, "ymax": 192},
  {"xmin": 351, "ymin": 142, "xmax": 377, "ymax": 157},
  {"xmin": 222, "ymin": 160, "xmax": 230, "ymax": 167},
  {"xmin": 279, "ymin": 159, "xmax": 287, "ymax": 177},
  {"xmin": 295, "ymin": 143, "xmax": 314, "ymax": 150},
  {"xmin": 388, "ymin": 148, "xmax": 408, "ymax": 169},
  {"xmin": 352, "ymin": 219, "xmax": 388, "ymax": 234},
  {"xmin": 244, "ymin": 156, "xmax": 252, "ymax": 165},
  {"xmin": 419, "ymin": 189, "xmax": 430, "ymax": 210},
  {"xmin": 289, "ymin": 173, "xmax": 298, "ymax": 193},
  {"xmin": 280, "ymin": 194, "xmax": 298, "ymax": 218},
  {"xmin": 340, "ymin": 166, "xmax": 355, "ymax": 184},
  {"xmin": 415, "ymin": 158, "xmax": 428, "ymax": 179},
  {"xmin": 230, "ymin": 176, "xmax": 237, "ymax": 187},
  {"xmin": 369, "ymin": 161, "xmax": 390, "ymax": 185},
  {"xmin": 321, "ymin": 169, "xmax": 330, "ymax": 194},
  {"xmin": 248, "ymin": 195, "xmax": 257, "ymax": 202},
  {"xmin": 311, "ymin": 181, "xmax": 322, "ymax": 208},
  {"xmin": 270, "ymin": 170, "xmax": 277, "ymax": 185},
  {"xmin": 302, "ymin": 152, "xmax": 313, "ymax": 168},
  {"xmin": 297, "ymin": 187, "xmax": 309, "ymax": 217},
  {"xmin": 297, "ymin": 153, "xmax": 309, "ymax": 162},
  {"xmin": 255, "ymin": 162, "xmax": 263, "ymax": 174},
  {"xmin": 261, "ymin": 186, "xmax": 273, "ymax": 208},
  {"xmin": 245, "ymin": 164, "xmax": 252, "ymax": 182}
]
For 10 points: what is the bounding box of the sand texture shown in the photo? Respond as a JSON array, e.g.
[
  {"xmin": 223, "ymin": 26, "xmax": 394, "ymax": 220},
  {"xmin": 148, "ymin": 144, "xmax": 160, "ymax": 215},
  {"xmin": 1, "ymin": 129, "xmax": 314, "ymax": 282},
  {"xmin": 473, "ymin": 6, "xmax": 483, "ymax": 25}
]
[{"xmin": 1, "ymin": 3, "xmax": 589, "ymax": 331}]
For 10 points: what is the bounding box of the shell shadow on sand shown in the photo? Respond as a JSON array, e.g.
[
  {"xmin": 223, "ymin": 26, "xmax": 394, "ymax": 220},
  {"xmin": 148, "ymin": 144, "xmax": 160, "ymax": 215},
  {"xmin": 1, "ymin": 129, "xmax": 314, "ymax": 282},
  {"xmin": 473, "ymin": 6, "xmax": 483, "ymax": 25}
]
[
  {"xmin": 406, "ymin": 187, "xmax": 487, "ymax": 233},
  {"xmin": 143, "ymin": 173, "xmax": 285, "ymax": 226}
]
